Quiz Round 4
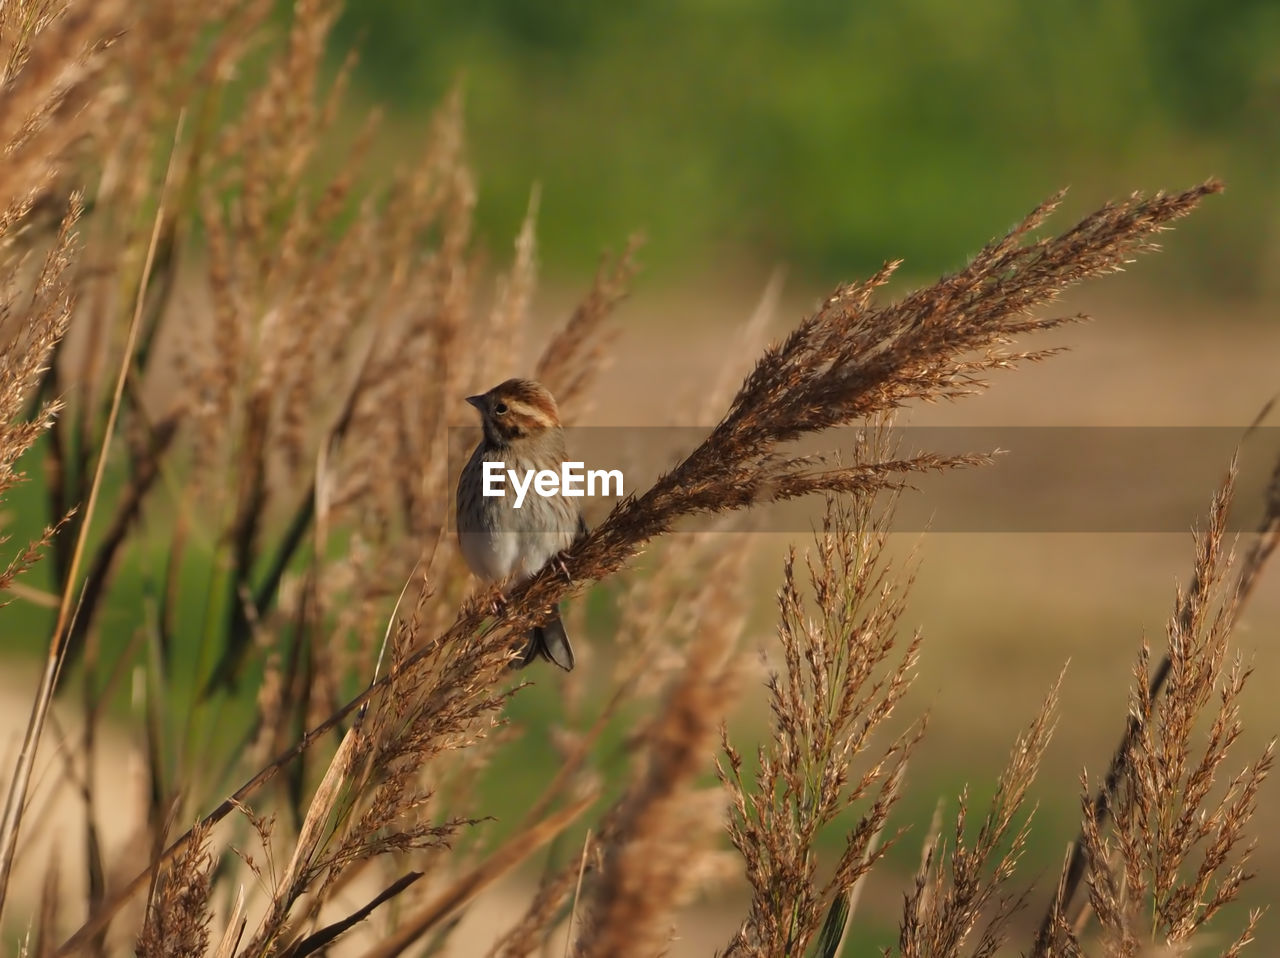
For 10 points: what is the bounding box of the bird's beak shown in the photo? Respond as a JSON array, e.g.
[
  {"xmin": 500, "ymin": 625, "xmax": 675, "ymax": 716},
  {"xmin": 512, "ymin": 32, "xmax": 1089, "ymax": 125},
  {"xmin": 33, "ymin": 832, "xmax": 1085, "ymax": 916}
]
[{"xmin": 465, "ymin": 395, "xmax": 485, "ymax": 411}]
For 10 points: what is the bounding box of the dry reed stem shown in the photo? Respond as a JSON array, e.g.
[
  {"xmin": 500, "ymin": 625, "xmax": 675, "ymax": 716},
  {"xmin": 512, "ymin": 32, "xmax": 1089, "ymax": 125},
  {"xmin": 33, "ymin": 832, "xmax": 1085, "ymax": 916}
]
[
  {"xmin": 721, "ymin": 470, "xmax": 924, "ymax": 957},
  {"xmin": 245, "ymin": 716, "xmax": 365, "ymax": 952},
  {"xmin": 135, "ymin": 823, "xmax": 214, "ymax": 958},
  {"xmin": 356, "ymin": 793, "xmax": 598, "ymax": 958},
  {"xmin": 1035, "ymin": 442, "xmax": 1280, "ymax": 954},
  {"xmin": 32, "ymin": 851, "xmax": 60, "ymax": 958},
  {"xmin": 565, "ymin": 829, "xmax": 591, "ymax": 956},
  {"xmin": 210, "ymin": 885, "xmax": 247, "ymax": 958},
  {"xmin": 897, "ymin": 673, "xmax": 1063, "ymax": 958},
  {"xmin": 1038, "ymin": 466, "xmax": 1275, "ymax": 956},
  {"xmin": 279, "ymin": 871, "xmax": 423, "ymax": 958}
]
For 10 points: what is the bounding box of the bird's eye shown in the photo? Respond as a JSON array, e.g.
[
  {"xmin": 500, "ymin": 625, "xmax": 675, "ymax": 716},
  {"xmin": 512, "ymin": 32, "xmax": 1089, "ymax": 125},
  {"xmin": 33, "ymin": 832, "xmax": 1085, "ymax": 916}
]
[{"xmin": 494, "ymin": 402, "xmax": 509, "ymax": 415}]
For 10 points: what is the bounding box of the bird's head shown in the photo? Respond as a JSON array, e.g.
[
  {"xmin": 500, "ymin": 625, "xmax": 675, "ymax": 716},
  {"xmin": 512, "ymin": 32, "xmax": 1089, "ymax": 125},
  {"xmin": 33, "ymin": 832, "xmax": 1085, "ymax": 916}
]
[{"xmin": 466, "ymin": 378, "xmax": 562, "ymax": 445}]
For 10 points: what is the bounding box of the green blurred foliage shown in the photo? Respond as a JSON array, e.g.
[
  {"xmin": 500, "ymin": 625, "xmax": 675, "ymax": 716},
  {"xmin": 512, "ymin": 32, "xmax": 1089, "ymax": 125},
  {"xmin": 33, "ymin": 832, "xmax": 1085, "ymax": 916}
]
[{"xmin": 333, "ymin": 0, "xmax": 1279, "ymax": 290}]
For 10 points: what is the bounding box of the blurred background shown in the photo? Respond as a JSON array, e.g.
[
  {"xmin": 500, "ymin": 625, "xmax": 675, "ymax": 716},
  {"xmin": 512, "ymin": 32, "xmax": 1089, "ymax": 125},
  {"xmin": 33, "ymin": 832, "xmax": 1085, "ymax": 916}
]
[
  {"xmin": 4, "ymin": 0, "xmax": 1278, "ymax": 953},
  {"xmin": 334, "ymin": 0, "xmax": 1279, "ymax": 295}
]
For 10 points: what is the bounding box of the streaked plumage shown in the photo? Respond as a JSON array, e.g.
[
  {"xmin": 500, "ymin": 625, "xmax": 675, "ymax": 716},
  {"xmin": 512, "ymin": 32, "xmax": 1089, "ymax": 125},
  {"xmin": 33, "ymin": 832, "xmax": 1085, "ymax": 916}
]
[{"xmin": 456, "ymin": 378, "xmax": 584, "ymax": 670}]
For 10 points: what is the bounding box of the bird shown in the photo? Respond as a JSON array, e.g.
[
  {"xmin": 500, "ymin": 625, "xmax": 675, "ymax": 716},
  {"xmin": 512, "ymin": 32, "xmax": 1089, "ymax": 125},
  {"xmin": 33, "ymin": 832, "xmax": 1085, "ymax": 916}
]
[{"xmin": 456, "ymin": 378, "xmax": 586, "ymax": 670}]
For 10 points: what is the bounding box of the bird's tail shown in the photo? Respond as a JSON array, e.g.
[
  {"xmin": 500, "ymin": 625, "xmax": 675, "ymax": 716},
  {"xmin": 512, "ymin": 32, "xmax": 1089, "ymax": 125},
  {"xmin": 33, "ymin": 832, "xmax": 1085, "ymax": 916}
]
[{"xmin": 514, "ymin": 606, "xmax": 575, "ymax": 671}]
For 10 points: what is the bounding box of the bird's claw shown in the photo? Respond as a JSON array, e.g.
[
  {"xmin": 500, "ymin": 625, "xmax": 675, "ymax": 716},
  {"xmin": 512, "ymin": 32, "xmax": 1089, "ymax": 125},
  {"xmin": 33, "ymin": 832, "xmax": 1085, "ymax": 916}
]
[
  {"xmin": 552, "ymin": 554, "xmax": 573, "ymax": 584},
  {"xmin": 487, "ymin": 592, "xmax": 508, "ymax": 618}
]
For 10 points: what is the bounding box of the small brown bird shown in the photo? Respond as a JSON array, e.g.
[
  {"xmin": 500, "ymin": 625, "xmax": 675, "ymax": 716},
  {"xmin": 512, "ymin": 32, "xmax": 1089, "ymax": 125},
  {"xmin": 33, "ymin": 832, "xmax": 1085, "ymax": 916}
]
[{"xmin": 456, "ymin": 378, "xmax": 586, "ymax": 670}]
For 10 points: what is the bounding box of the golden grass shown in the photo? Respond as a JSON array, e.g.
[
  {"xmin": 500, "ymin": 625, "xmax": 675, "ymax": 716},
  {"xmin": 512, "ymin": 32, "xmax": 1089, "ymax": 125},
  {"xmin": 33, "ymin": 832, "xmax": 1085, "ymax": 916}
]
[{"xmin": 0, "ymin": 2, "xmax": 1275, "ymax": 956}]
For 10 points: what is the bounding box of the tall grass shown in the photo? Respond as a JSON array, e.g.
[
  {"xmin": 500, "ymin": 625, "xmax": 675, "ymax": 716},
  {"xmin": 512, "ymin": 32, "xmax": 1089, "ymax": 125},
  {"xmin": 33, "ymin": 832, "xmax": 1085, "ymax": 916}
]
[{"xmin": 0, "ymin": 2, "xmax": 1274, "ymax": 956}]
